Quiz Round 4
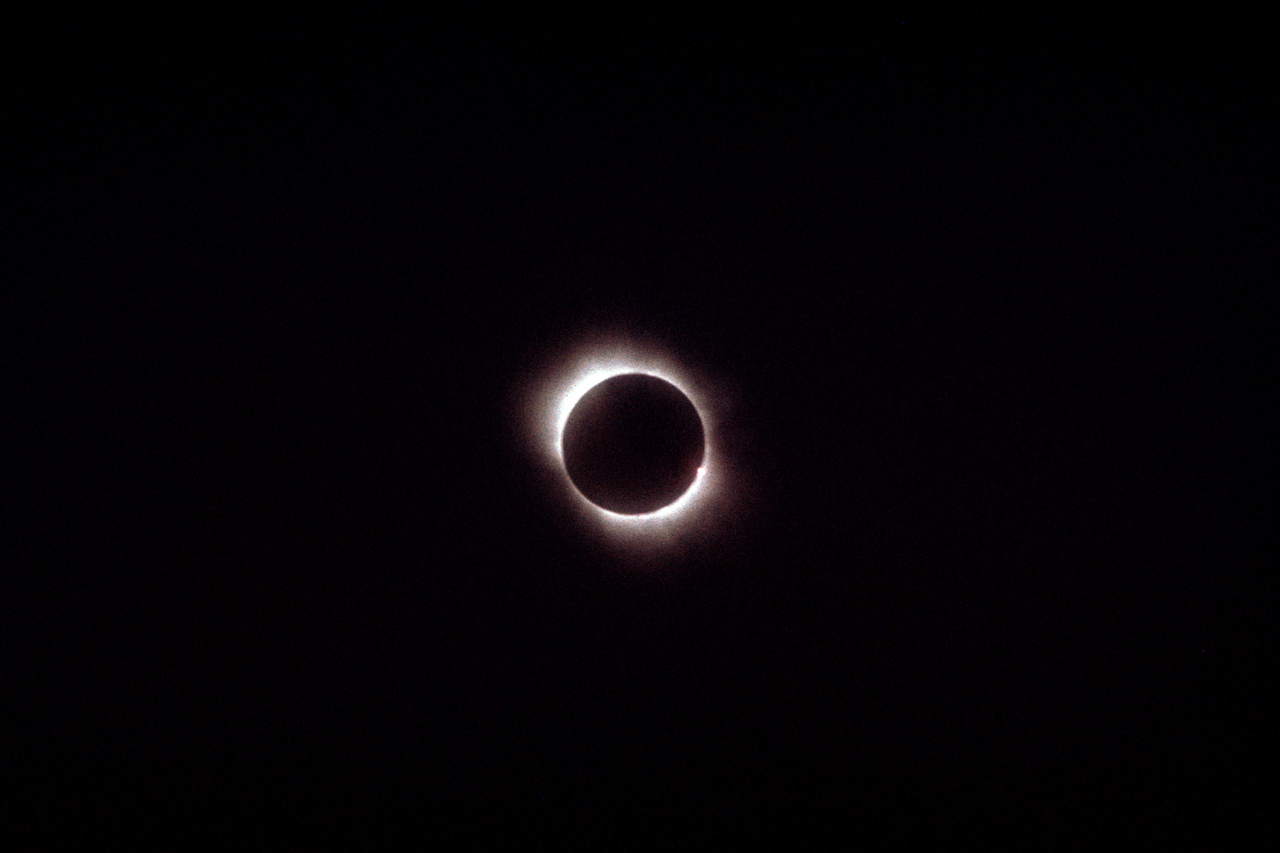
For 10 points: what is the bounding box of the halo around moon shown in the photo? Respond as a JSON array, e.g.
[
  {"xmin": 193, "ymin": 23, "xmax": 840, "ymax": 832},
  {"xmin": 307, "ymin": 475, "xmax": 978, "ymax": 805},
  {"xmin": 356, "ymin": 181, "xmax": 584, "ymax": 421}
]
[
  {"xmin": 562, "ymin": 373, "xmax": 705, "ymax": 515},
  {"xmin": 533, "ymin": 341, "xmax": 720, "ymax": 535}
]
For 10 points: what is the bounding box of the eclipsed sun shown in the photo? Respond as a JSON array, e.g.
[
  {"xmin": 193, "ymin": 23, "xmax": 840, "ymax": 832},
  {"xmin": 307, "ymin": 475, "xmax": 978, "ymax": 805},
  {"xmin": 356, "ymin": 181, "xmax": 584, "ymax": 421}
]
[{"xmin": 533, "ymin": 342, "xmax": 722, "ymax": 537}]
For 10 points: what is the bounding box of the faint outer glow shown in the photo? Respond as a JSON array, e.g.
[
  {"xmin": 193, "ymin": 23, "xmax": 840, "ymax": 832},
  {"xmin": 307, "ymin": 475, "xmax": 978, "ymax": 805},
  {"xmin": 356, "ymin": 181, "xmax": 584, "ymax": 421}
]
[{"xmin": 538, "ymin": 344, "xmax": 718, "ymax": 534}]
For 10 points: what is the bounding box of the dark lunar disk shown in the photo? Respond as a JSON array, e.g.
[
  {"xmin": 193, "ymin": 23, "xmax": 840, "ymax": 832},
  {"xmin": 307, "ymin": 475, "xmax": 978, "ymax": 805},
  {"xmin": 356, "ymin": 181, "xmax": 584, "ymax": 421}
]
[{"xmin": 562, "ymin": 373, "xmax": 705, "ymax": 515}]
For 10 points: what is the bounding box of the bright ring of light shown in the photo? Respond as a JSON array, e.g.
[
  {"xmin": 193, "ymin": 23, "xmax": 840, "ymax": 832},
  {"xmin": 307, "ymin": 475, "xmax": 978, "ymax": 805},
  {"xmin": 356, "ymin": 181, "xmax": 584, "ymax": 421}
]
[{"xmin": 537, "ymin": 344, "xmax": 719, "ymax": 535}]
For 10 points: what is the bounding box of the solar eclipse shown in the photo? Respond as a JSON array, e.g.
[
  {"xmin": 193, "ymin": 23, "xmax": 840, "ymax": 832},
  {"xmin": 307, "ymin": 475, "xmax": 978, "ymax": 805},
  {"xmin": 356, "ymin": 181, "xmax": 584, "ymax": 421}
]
[
  {"xmin": 531, "ymin": 340, "xmax": 724, "ymax": 538},
  {"xmin": 561, "ymin": 373, "xmax": 705, "ymax": 515}
]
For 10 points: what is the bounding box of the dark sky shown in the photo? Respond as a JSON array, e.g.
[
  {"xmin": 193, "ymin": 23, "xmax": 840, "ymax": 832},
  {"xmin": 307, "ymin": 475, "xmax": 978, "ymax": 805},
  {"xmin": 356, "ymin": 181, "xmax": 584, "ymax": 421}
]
[{"xmin": 11, "ymin": 10, "xmax": 1271, "ymax": 845}]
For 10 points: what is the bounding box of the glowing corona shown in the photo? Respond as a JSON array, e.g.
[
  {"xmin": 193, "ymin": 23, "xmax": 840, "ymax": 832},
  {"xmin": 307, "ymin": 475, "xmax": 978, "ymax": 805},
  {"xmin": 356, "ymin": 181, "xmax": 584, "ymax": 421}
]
[{"xmin": 536, "ymin": 344, "xmax": 719, "ymax": 535}]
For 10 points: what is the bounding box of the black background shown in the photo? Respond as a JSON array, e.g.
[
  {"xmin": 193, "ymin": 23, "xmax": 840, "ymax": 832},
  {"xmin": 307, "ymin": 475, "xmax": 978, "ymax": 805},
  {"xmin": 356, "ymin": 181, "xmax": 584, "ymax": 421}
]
[{"xmin": 10, "ymin": 9, "xmax": 1272, "ymax": 845}]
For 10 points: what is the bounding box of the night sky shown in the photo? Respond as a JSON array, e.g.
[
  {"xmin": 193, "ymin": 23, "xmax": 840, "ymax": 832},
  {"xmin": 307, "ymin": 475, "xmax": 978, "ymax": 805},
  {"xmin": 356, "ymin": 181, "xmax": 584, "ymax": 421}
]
[{"xmin": 11, "ymin": 10, "xmax": 1271, "ymax": 845}]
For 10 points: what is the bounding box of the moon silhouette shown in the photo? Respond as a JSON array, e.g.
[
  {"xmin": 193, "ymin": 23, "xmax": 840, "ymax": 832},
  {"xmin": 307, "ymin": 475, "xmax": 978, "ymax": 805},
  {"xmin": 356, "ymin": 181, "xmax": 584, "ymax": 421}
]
[{"xmin": 561, "ymin": 373, "xmax": 705, "ymax": 515}]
